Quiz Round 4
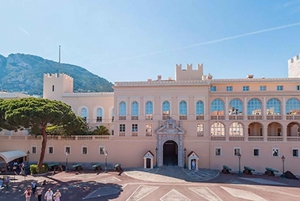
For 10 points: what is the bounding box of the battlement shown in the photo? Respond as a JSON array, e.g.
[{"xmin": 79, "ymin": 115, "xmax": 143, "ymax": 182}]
[
  {"xmin": 175, "ymin": 64, "xmax": 204, "ymax": 81},
  {"xmin": 288, "ymin": 53, "xmax": 300, "ymax": 78},
  {"xmin": 44, "ymin": 73, "xmax": 73, "ymax": 81},
  {"xmin": 288, "ymin": 54, "xmax": 300, "ymax": 64}
]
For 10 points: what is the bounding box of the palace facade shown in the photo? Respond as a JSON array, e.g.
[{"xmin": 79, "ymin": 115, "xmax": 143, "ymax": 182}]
[{"xmin": 1, "ymin": 54, "xmax": 300, "ymax": 174}]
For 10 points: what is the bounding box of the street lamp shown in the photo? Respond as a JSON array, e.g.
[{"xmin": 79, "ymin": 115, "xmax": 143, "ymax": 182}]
[
  {"xmin": 281, "ymin": 155, "xmax": 285, "ymax": 178},
  {"xmin": 237, "ymin": 152, "xmax": 241, "ymax": 176},
  {"xmin": 65, "ymin": 152, "xmax": 69, "ymax": 172},
  {"xmin": 26, "ymin": 151, "xmax": 30, "ymax": 167},
  {"xmin": 155, "ymin": 147, "xmax": 158, "ymax": 168},
  {"xmin": 184, "ymin": 148, "xmax": 187, "ymax": 168},
  {"xmin": 103, "ymin": 148, "xmax": 108, "ymax": 173}
]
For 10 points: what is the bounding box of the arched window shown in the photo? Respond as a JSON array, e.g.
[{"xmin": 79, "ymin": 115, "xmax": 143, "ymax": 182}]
[
  {"xmin": 196, "ymin": 101, "xmax": 204, "ymax": 120},
  {"xmin": 81, "ymin": 108, "xmax": 87, "ymax": 122},
  {"xmin": 162, "ymin": 101, "xmax": 170, "ymax": 120},
  {"xmin": 247, "ymin": 98, "xmax": 262, "ymax": 115},
  {"xmin": 96, "ymin": 108, "xmax": 102, "ymax": 122},
  {"xmin": 131, "ymin": 101, "xmax": 139, "ymax": 120},
  {"xmin": 266, "ymin": 98, "xmax": 281, "ymax": 115},
  {"xmin": 119, "ymin": 101, "xmax": 126, "ymax": 120},
  {"xmin": 197, "ymin": 123, "xmax": 204, "ymax": 137},
  {"xmin": 210, "ymin": 99, "xmax": 224, "ymax": 115},
  {"xmin": 210, "ymin": 122, "xmax": 225, "ymax": 136},
  {"xmin": 286, "ymin": 98, "xmax": 300, "ymax": 115},
  {"xmin": 229, "ymin": 99, "xmax": 243, "ymax": 115},
  {"xmin": 229, "ymin": 122, "xmax": 243, "ymax": 136},
  {"xmin": 179, "ymin": 101, "xmax": 187, "ymax": 120},
  {"xmin": 145, "ymin": 101, "xmax": 153, "ymax": 120}
]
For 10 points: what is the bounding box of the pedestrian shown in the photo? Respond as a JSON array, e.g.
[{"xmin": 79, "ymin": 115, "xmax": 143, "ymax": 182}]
[
  {"xmin": 53, "ymin": 189, "xmax": 61, "ymax": 201},
  {"xmin": 5, "ymin": 176, "xmax": 10, "ymax": 189},
  {"xmin": 31, "ymin": 181, "xmax": 37, "ymax": 195},
  {"xmin": 35, "ymin": 187, "xmax": 43, "ymax": 201},
  {"xmin": 44, "ymin": 188, "xmax": 53, "ymax": 201},
  {"xmin": 23, "ymin": 187, "xmax": 32, "ymax": 201}
]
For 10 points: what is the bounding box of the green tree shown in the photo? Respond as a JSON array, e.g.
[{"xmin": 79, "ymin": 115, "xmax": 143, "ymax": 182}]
[
  {"xmin": 1, "ymin": 97, "xmax": 84, "ymax": 168},
  {"xmin": 92, "ymin": 125, "xmax": 110, "ymax": 135}
]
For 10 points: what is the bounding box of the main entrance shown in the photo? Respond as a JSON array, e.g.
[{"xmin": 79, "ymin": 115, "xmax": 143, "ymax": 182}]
[{"xmin": 163, "ymin": 140, "xmax": 178, "ymax": 166}]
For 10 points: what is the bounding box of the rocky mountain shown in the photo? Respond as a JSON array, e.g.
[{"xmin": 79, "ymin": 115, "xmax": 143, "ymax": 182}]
[{"xmin": 0, "ymin": 54, "xmax": 113, "ymax": 95}]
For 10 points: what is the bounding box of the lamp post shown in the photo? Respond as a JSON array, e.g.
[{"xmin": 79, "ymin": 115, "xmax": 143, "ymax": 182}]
[
  {"xmin": 65, "ymin": 152, "xmax": 69, "ymax": 172},
  {"xmin": 237, "ymin": 152, "xmax": 241, "ymax": 176},
  {"xmin": 281, "ymin": 155, "xmax": 285, "ymax": 178},
  {"xmin": 184, "ymin": 148, "xmax": 187, "ymax": 168},
  {"xmin": 26, "ymin": 151, "xmax": 30, "ymax": 167},
  {"xmin": 104, "ymin": 148, "xmax": 108, "ymax": 173},
  {"xmin": 155, "ymin": 147, "xmax": 158, "ymax": 168}
]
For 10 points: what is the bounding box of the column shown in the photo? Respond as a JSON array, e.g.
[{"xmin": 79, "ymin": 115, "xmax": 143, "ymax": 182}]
[
  {"xmin": 243, "ymin": 97, "xmax": 247, "ymax": 120},
  {"xmin": 225, "ymin": 97, "xmax": 229, "ymax": 120},
  {"xmin": 282, "ymin": 97, "xmax": 286, "ymax": 120},
  {"xmin": 263, "ymin": 97, "xmax": 266, "ymax": 120},
  {"xmin": 263, "ymin": 123, "xmax": 268, "ymax": 142}
]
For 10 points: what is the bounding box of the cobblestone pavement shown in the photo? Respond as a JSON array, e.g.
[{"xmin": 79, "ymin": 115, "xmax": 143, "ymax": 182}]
[{"xmin": 0, "ymin": 167, "xmax": 300, "ymax": 201}]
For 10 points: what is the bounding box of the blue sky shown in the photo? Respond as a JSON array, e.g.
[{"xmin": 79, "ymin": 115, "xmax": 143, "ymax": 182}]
[{"xmin": 1, "ymin": 1, "xmax": 300, "ymax": 82}]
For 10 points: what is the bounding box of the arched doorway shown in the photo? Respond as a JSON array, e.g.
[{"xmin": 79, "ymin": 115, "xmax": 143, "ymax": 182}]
[{"xmin": 163, "ymin": 140, "xmax": 178, "ymax": 166}]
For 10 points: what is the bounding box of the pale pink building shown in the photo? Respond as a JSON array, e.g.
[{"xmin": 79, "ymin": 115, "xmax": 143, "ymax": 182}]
[{"xmin": 1, "ymin": 54, "xmax": 300, "ymax": 175}]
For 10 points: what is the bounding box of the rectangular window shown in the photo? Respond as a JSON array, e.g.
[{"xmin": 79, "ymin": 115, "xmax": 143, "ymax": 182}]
[
  {"xmin": 215, "ymin": 148, "xmax": 222, "ymax": 156},
  {"xmin": 243, "ymin": 86, "xmax": 249, "ymax": 91},
  {"xmin": 119, "ymin": 124, "xmax": 125, "ymax": 132},
  {"xmin": 253, "ymin": 148, "xmax": 260, "ymax": 156},
  {"xmin": 65, "ymin": 147, "xmax": 71, "ymax": 154},
  {"xmin": 260, "ymin": 86, "xmax": 266, "ymax": 91},
  {"xmin": 197, "ymin": 124, "xmax": 204, "ymax": 137},
  {"xmin": 297, "ymin": 86, "xmax": 300, "ymax": 91},
  {"xmin": 132, "ymin": 124, "xmax": 138, "ymax": 132},
  {"xmin": 82, "ymin": 147, "xmax": 88, "ymax": 155},
  {"xmin": 99, "ymin": 147, "xmax": 105, "ymax": 155},
  {"xmin": 272, "ymin": 148, "xmax": 279, "ymax": 157},
  {"xmin": 293, "ymin": 149, "xmax": 299, "ymax": 157},
  {"xmin": 146, "ymin": 124, "xmax": 152, "ymax": 136},
  {"xmin": 49, "ymin": 147, "xmax": 54, "ymax": 154},
  {"xmin": 277, "ymin": 85, "xmax": 283, "ymax": 91},
  {"xmin": 234, "ymin": 148, "xmax": 241, "ymax": 156},
  {"xmin": 32, "ymin": 146, "xmax": 37, "ymax": 154},
  {"xmin": 210, "ymin": 86, "xmax": 216, "ymax": 92},
  {"xmin": 96, "ymin": 116, "xmax": 102, "ymax": 122},
  {"xmin": 226, "ymin": 86, "xmax": 233, "ymax": 91}
]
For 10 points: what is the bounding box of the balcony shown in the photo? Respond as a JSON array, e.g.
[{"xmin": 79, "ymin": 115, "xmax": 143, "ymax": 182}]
[
  {"xmin": 162, "ymin": 115, "xmax": 170, "ymax": 120},
  {"xmin": 267, "ymin": 136, "xmax": 283, "ymax": 141},
  {"xmin": 287, "ymin": 137, "xmax": 300, "ymax": 141},
  {"xmin": 211, "ymin": 116, "xmax": 225, "ymax": 120},
  {"xmin": 145, "ymin": 115, "xmax": 153, "ymax": 120},
  {"xmin": 132, "ymin": 132, "xmax": 138, "ymax": 137},
  {"xmin": 229, "ymin": 115, "xmax": 244, "ymax": 120},
  {"xmin": 248, "ymin": 136, "xmax": 264, "ymax": 141},
  {"xmin": 266, "ymin": 115, "xmax": 282, "ymax": 120},
  {"xmin": 211, "ymin": 136, "xmax": 225, "ymax": 141},
  {"xmin": 247, "ymin": 115, "xmax": 262, "ymax": 120},
  {"xmin": 131, "ymin": 116, "xmax": 138, "ymax": 120},
  {"xmin": 179, "ymin": 116, "xmax": 187, "ymax": 120},
  {"xmin": 196, "ymin": 115, "xmax": 204, "ymax": 120},
  {"xmin": 119, "ymin": 116, "xmax": 126, "ymax": 120},
  {"xmin": 229, "ymin": 136, "xmax": 244, "ymax": 141},
  {"xmin": 119, "ymin": 132, "xmax": 125, "ymax": 137},
  {"xmin": 286, "ymin": 115, "xmax": 300, "ymax": 120}
]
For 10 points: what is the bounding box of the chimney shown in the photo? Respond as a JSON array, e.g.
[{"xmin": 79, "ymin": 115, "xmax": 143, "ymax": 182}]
[{"xmin": 157, "ymin": 75, "xmax": 162, "ymax": 81}]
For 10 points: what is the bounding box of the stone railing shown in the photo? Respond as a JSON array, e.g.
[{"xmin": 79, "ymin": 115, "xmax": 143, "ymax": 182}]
[
  {"xmin": 287, "ymin": 137, "xmax": 300, "ymax": 141},
  {"xmin": 0, "ymin": 135, "xmax": 112, "ymax": 141},
  {"xmin": 267, "ymin": 136, "xmax": 283, "ymax": 141},
  {"xmin": 211, "ymin": 136, "xmax": 225, "ymax": 141},
  {"xmin": 248, "ymin": 136, "xmax": 264, "ymax": 141},
  {"xmin": 229, "ymin": 136, "xmax": 244, "ymax": 141}
]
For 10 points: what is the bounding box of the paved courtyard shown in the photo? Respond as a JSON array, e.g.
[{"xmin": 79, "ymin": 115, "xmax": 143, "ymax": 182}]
[{"xmin": 0, "ymin": 166, "xmax": 300, "ymax": 201}]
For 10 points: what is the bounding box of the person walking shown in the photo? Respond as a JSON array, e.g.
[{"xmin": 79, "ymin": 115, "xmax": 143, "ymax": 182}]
[
  {"xmin": 35, "ymin": 187, "xmax": 43, "ymax": 201},
  {"xmin": 53, "ymin": 189, "xmax": 61, "ymax": 201},
  {"xmin": 44, "ymin": 188, "xmax": 53, "ymax": 201},
  {"xmin": 31, "ymin": 181, "xmax": 37, "ymax": 195},
  {"xmin": 23, "ymin": 187, "xmax": 32, "ymax": 201}
]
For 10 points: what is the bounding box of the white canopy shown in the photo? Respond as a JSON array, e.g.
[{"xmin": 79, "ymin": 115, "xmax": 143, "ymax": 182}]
[{"xmin": 0, "ymin": 150, "xmax": 27, "ymax": 163}]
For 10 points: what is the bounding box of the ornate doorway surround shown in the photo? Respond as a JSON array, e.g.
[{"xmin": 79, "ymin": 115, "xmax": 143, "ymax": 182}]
[{"xmin": 156, "ymin": 117, "xmax": 185, "ymax": 167}]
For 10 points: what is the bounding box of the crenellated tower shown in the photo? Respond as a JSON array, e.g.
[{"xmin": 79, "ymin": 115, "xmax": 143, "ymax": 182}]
[
  {"xmin": 43, "ymin": 73, "xmax": 73, "ymax": 100},
  {"xmin": 288, "ymin": 54, "xmax": 300, "ymax": 78},
  {"xmin": 175, "ymin": 64, "xmax": 204, "ymax": 81}
]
